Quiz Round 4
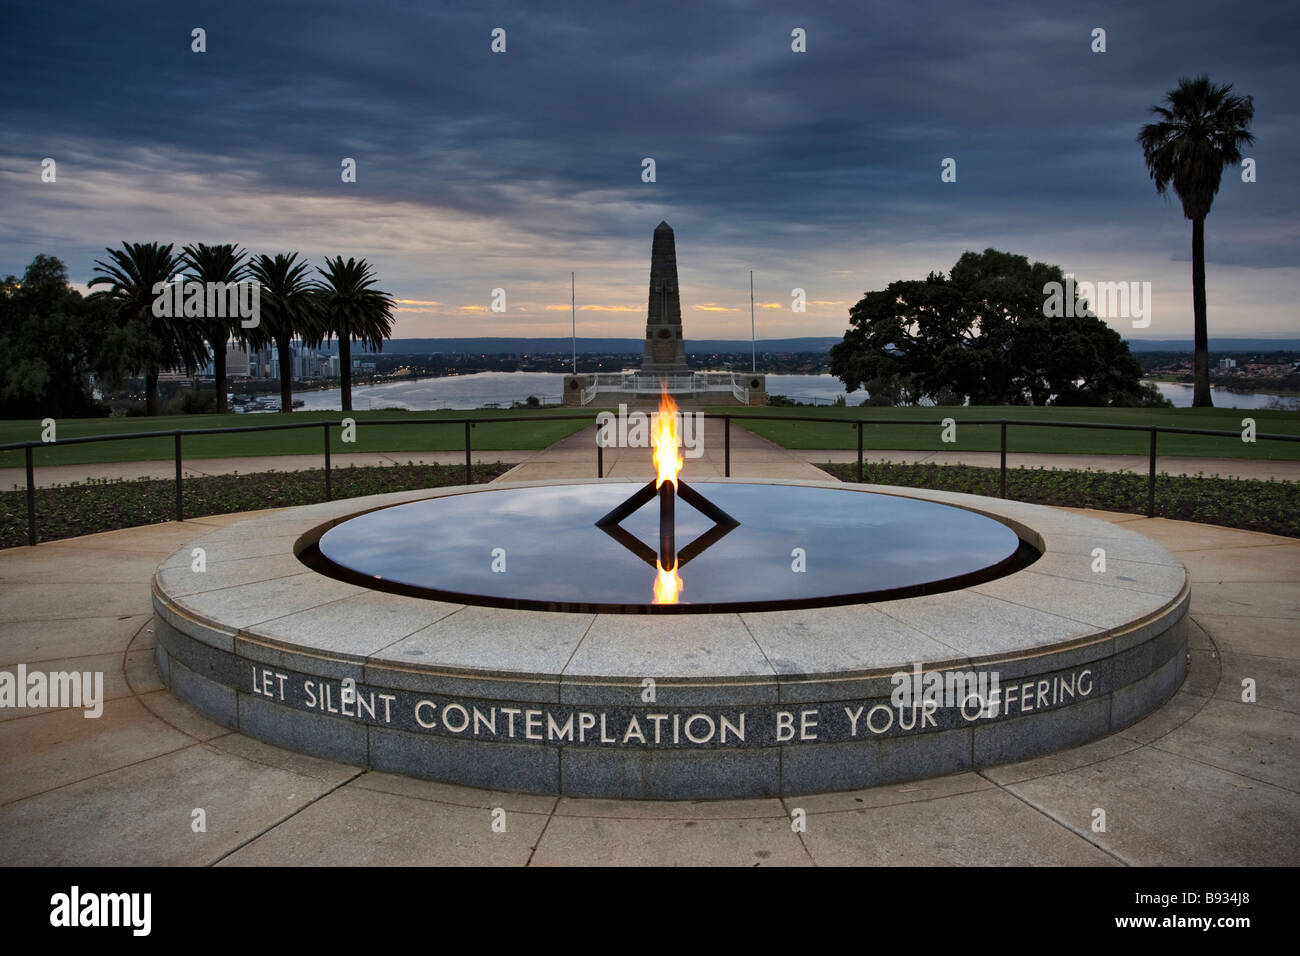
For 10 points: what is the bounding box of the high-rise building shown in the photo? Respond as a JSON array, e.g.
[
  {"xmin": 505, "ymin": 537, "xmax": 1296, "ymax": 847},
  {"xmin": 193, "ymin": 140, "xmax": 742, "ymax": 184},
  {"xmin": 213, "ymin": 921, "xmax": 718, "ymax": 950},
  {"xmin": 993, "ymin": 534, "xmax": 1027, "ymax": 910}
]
[{"xmin": 226, "ymin": 344, "xmax": 250, "ymax": 377}]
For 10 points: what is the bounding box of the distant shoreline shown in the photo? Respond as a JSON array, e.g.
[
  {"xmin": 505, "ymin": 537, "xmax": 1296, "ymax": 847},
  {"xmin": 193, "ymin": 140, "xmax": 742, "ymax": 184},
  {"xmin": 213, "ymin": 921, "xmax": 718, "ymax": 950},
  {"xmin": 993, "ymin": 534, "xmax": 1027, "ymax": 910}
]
[
  {"xmin": 1142, "ymin": 377, "xmax": 1300, "ymax": 398},
  {"xmin": 289, "ymin": 372, "xmax": 1300, "ymax": 401}
]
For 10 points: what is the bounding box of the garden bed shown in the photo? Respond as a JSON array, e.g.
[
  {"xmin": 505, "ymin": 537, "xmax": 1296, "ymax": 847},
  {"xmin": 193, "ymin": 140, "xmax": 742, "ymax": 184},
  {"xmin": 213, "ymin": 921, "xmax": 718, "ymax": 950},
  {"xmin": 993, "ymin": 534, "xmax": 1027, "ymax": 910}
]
[
  {"xmin": 0, "ymin": 461, "xmax": 510, "ymax": 549},
  {"xmin": 817, "ymin": 461, "xmax": 1299, "ymax": 538}
]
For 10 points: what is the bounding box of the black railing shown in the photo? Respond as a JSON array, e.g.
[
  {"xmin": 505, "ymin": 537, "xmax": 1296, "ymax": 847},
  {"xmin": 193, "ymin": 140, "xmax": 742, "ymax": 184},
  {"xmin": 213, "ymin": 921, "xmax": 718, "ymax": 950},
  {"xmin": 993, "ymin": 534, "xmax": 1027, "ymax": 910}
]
[
  {"xmin": 3, "ymin": 414, "xmax": 596, "ymax": 546},
  {"xmin": 597, "ymin": 414, "xmax": 1299, "ymax": 520},
  {"xmin": 5, "ymin": 411, "xmax": 1297, "ymax": 546}
]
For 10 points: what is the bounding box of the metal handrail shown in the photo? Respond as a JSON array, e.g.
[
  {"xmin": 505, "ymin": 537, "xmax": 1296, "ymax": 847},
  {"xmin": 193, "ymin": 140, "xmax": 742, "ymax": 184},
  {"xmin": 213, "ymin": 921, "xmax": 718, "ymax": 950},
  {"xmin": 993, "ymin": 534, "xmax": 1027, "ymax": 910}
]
[
  {"xmin": 703, "ymin": 414, "xmax": 1299, "ymax": 520},
  {"xmin": 7, "ymin": 410, "xmax": 1298, "ymax": 546},
  {"xmin": 0, "ymin": 414, "xmax": 600, "ymax": 452}
]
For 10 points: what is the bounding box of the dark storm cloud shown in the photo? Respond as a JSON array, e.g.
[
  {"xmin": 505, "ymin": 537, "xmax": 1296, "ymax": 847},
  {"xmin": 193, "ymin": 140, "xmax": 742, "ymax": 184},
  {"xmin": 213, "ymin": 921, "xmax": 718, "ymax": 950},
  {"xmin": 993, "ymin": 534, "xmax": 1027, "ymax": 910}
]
[{"xmin": 1, "ymin": 0, "xmax": 1296, "ymax": 334}]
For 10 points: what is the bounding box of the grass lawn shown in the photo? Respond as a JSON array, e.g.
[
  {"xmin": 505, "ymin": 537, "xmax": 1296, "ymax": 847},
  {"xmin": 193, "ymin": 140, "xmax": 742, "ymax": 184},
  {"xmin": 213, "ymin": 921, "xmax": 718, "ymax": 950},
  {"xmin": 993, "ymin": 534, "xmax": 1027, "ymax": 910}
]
[
  {"xmin": 0, "ymin": 408, "xmax": 592, "ymax": 468},
  {"xmin": 720, "ymin": 405, "xmax": 1300, "ymax": 459},
  {"xmin": 5, "ymin": 405, "xmax": 1298, "ymax": 470}
]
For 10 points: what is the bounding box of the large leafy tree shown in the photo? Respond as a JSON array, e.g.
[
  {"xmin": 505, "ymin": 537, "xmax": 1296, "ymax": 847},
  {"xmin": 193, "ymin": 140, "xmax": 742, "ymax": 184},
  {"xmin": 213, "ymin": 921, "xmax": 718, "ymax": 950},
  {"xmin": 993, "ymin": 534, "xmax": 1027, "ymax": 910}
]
[
  {"xmin": 0, "ymin": 255, "xmax": 124, "ymax": 417},
  {"xmin": 248, "ymin": 253, "xmax": 319, "ymax": 412},
  {"xmin": 181, "ymin": 242, "xmax": 249, "ymax": 413},
  {"xmin": 1138, "ymin": 75, "xmax": 1254, "ymax": 408},
  {"xmin": 89, "ymin": 241, "xmax": 207, "ymax": 415},
  {"xmin": 830, "ymin": 271, "xmax": 972, "ymax": 406},
  {"xmin": 830, "ymin": 249, "xmax": 1167, "ymax": 408},
  {"xmin": 312, "ymin": 257, "xmax": 394, "ymax": 412}
]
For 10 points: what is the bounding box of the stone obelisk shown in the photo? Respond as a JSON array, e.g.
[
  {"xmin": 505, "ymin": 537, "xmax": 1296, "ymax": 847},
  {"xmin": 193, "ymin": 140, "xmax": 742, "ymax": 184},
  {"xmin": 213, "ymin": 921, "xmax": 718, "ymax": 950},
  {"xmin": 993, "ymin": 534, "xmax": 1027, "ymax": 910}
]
[{"xmin": 641, "ymin": 221, "xmax": 689, "ymax": 373}]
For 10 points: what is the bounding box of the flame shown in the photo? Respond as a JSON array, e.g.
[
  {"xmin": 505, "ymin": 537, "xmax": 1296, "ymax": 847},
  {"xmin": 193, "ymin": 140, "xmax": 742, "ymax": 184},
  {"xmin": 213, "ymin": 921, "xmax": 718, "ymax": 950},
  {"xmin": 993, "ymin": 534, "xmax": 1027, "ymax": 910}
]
[
  {"xmin": 654, "ymin": 559, "xmax": 683, "ymax": 604},
  {"xmin": 652, "ymin": 389, "xmax": 683, "ymax": 603},
  {"xmin": 652, "ymin": 389, "xmax": 683, "ymax": 489}
]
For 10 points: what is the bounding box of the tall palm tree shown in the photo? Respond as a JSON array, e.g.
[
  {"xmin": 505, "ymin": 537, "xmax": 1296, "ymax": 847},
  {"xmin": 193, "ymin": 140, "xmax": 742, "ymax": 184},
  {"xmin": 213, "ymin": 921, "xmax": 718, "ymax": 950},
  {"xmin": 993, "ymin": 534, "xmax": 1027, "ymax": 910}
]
[
  {"xmin": 313, "ymin": 257, "xmax": 395, "ymax": 412},
  {"xmin": 89, "ymin": 241, "xmax": 207, "ymax": 415},
  {"xmin": 181, "ymin": 242, "xmax": 248, "ymax": 413},
  {"xmin": 248, "ymin": 253, "xmax": 319, "ymax": 413},
  {"xmin": 1138, "ymin": 75, "xmax": 1254, "ymax": 408}
]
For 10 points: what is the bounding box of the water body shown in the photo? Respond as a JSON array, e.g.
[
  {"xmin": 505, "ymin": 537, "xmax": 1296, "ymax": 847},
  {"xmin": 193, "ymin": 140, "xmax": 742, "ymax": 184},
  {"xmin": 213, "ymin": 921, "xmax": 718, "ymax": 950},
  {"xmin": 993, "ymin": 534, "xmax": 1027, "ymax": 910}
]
[
  {"xmin": 768, "ymin": 378, "xmax": 1296, "ymax": 409},
  {"xmin": 1148, "ymin": 382, "xmax": 1295, "ymax": 410},
  {"xmin": 295, "ymin": 372, "xmax": 566, "ymax": 411},
  {"xmin": 771, "ymin": 377, "xmax": 1295, "ymax": 409},
  {"xmin": 293, "ymin": 371, "xmax": 1294, "ymax": 411}
]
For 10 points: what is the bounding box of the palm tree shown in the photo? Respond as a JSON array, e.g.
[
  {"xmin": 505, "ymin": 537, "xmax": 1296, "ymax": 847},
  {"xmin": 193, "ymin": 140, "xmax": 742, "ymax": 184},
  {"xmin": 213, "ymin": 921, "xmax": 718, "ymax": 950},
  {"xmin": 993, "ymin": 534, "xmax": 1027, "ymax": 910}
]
[
  {"xmin": 89, "ymin": 241, "xmax": 207, "ymax": 415},
  {"xmin": 181, "ymin": 243, "xmax": 248, "ymax": 413},
  {"xmin": 313, "ymin": 257, "xmax": 395, "ymax": 411},
  {"xmin": 1138, "ymin": 75, "xmax": 1254, "ymax": 407},
  {"xmin": 248, "ymin": 253, "xmax": 319, "ymax": 413}
]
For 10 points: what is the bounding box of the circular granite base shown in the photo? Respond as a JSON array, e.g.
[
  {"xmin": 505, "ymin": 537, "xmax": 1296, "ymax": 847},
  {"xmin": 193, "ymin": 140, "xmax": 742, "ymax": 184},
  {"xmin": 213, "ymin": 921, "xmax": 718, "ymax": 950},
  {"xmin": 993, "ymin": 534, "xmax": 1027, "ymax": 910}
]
[{"xmin": 151, "ymin": 479, "xmax": 1189, "ymax": 800}]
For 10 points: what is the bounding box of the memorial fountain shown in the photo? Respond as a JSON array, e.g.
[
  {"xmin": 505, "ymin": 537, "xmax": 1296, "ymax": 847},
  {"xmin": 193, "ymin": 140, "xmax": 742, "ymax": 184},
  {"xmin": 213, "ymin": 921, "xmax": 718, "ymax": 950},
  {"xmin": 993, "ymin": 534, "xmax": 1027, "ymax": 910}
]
[{"xmin": 306, "ymin": 393, "xmax": 1032, "ymax": 614}]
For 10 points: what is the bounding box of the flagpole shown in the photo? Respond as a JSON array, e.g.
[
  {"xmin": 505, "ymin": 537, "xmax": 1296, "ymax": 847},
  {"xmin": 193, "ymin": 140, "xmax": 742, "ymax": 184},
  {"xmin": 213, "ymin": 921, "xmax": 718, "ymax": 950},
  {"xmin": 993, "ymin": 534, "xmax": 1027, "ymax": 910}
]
[
  {"xmin": 571, "ymin": 271, "xmax": 576, "ymax": 374},
  {"xmin": 750, "ymin": 270, "xmax": 756, "ymax": 373}
]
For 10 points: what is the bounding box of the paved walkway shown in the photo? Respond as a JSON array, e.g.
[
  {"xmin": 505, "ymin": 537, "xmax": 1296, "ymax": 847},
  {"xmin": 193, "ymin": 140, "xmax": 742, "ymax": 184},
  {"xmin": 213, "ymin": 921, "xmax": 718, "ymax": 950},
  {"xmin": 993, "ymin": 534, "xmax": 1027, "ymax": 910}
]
[
  {"xmin": 501, "ymin": 416, "xmax": 829, "ymax": 483},
  {"xmin": 0, "ymin": 431, "xmax": 1297, "ymax": 865}
]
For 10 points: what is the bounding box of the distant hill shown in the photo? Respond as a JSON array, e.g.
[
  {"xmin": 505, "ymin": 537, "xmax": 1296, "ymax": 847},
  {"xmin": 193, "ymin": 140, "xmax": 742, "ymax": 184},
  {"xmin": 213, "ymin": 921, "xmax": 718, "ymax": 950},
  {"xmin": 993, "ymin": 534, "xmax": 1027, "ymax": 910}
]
[
  {"xmin": 352, "ymin": 337, "xmax": 845, "ymax": 355},
  {"xmin": 329, "ymin": 336, "xmax": 1299, "ymax": 356}
]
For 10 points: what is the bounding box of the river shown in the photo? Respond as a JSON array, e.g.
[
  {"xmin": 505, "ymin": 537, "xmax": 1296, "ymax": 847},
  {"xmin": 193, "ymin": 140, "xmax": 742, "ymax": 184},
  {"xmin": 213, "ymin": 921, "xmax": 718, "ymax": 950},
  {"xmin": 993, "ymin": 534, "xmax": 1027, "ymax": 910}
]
[{"xmin": 293, "ymin": 372, "xmax": 1296, "ymax": 411}]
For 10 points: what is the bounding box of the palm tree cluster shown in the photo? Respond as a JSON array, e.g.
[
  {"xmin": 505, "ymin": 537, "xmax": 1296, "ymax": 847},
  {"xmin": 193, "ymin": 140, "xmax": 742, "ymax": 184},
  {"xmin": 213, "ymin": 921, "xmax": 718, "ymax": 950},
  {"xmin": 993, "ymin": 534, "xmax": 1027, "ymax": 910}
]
[{"xmin": 88, "ymin": 244, "xmax": 395, "ymax": 414}]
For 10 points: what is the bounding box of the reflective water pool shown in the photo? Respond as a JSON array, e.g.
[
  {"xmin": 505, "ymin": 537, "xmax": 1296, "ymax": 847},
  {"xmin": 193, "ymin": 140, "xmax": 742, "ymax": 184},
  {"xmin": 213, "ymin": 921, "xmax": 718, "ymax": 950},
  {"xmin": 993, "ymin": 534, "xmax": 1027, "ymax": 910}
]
[{"xmin": 312, "ymin": 483, "xmax": 1030, "ymax": 613}]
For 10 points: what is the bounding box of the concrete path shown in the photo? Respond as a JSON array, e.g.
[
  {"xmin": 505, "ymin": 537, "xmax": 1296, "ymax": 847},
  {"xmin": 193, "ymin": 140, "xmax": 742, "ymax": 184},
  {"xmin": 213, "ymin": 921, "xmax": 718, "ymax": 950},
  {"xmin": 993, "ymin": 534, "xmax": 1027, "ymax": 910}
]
[
  {"xmin": 805, "ymin": 449, "xmax": 1300, "ymax": 482},
  {"xmin": 0, "ymin": 452, "xmax": 525, "ymax": 491},
  {"xmin": 1, "ymin": 420, "xmax": 1298, "ymax": 864},
  {"xmin": 1, "ymin": 506, "xmax": 1296, "ymax": 865},
  {"xmin": 501, "ymin": 416, "xmax": 830, "ymax": 483}
]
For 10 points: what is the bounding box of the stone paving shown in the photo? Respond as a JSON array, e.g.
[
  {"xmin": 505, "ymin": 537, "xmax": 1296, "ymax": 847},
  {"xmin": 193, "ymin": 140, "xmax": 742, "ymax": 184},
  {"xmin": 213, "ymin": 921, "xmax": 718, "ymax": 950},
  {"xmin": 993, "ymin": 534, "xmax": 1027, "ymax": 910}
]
[
  {"xmin": 502, "ymin": 416, "xmax": 830, "ymax": 483},
  {"xmin": 0, "ymin": 428, "xmax": 1297, "ymax": 865}
]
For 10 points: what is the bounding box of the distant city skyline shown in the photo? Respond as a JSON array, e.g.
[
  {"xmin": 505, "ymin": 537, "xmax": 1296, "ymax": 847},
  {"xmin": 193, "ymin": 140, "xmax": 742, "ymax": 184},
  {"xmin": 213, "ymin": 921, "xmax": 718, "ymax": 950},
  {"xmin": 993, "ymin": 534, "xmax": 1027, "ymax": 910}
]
[{"xmin": 2, "ymin": 1, "xmax": 1296, "ymax": 340}]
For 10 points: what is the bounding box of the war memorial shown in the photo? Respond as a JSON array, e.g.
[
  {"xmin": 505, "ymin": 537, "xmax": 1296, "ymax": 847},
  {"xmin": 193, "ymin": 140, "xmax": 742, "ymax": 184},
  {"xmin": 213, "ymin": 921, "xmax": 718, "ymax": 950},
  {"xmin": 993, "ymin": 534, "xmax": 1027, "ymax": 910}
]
[{"xmin": 563, "ymin": 222, "xmax": 767, "ymax": 407}]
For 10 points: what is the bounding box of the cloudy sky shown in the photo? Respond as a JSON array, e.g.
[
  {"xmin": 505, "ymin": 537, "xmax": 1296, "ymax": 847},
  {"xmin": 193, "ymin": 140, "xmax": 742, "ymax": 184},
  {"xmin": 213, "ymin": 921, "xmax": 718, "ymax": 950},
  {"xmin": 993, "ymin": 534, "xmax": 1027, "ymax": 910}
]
[{"xmin": 2, "ymin": 0, "xmax": 1296, "ymax": 341}]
